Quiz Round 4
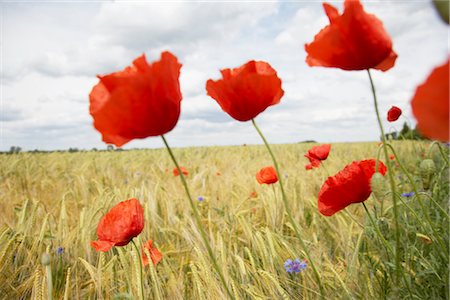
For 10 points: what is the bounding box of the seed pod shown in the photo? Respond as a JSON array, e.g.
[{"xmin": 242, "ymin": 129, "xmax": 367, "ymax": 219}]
[
  {"xmin": 420, "ymin": 159, "xmax": 436, "ymax": 189},
  {"xmin": 420, "ymin": 159, "xmax": 436, "ymax": 177},
  {"xmin": 41, "ymin": 253, "xmax": 51, "ymax": 266},
  {"xmin": 370, "ymin": 172, "xmax": 387, "ymax": 200}
]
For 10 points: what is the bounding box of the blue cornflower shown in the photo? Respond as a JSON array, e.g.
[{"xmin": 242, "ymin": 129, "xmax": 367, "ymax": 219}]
[
  {"xmin": 57, "ymin": 247, "xmax": 64, "ymax": 255},
  {"xmin": 284, "ymin": 258, "xmax": 307, "ymax": 274},
  {"xmin": 401, "ymin": 192, "xmax": 415, "ymax": 198},
  {"xmin": 197, "ymin": 196, "xmax": 204, "ymax": 202}
]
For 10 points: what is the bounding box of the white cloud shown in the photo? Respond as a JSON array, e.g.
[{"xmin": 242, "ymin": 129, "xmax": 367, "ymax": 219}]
[{"xmin": 1, "ymin": 1, "xmax": 448, "ymax": 151}]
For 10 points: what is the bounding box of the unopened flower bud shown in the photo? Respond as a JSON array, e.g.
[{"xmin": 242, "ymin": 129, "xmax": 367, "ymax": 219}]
[
  {"xmin": 420, "ymin": 159, "xmax": 436, "ymax": 177},
  {"xmin": 41, "ymin": 253, "xmax": 51, "ymax": 266},
  {"xmin": 420, "ymin": 159, "xmax": 436, "ymax": 189}
]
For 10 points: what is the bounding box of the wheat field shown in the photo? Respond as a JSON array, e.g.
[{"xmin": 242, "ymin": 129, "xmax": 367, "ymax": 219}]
[{"xmin": 0, "ymin": 140, "xmax": 448, "ymax": 299}]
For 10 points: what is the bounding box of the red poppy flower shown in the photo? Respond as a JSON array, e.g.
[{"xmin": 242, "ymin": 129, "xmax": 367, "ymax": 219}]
[
  {"xmin": 89, "ymin": 51, "xmax": 182, "ymax": 147},
  {"xmin": 249, "ymin": 191, "xmax": 258, "ymax": 198},
  {"xmin": 387, "ymin": 106, "xmax": 402, "ymax": 122},
  {"xmin": 91, "ymin": 198, "xmax": 144, "ymax": 252},
  {"xmin": 206, "ymin": 60, "xmax": 284, "ymax": 121},
  {"xmin": 141, "ymin": 240, "xmax": 163, "ymax": 266},
  {"xmin": 305, "ymin": 0, "xmax": 397, "ymax": 71},
  {"xmin": 304, "ymin": 144, "xmax": 331, "ymax": 170},
  {"xmin": 389, "ymin": 154, "xmax": 395, "ymax": 160},
  {"xmin": 411, "ymin": 59, "xmax": 449, "ymax": 142},
  {"xmin": 256, "ymin": 166, "xmax": 278, "ymax": 185},
  {"xmin": 318, "ymin": 159, "xmax": 387, "ymax": 216},
  {"xmin": 173, "ymin": 166, "xmax": 189, "ymax": 176}
]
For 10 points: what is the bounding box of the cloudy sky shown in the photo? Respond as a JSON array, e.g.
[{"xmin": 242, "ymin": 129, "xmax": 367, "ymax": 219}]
[{"xmin": 1, "ymin": 0, "xmax": 448, "ymax": 151}]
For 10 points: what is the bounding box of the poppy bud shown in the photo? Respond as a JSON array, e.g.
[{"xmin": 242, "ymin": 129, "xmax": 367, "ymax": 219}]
[
  {"xmin": 420, "ymin": 159, "xmax": 436, "ymax": 189},
  {"xmin": 420, "ymin": 159, "xmax": 436, "ymax": 177},
  {"xmin": 41, "ymin": 253, "xmax": 51, "ymax": 266},
  {"xmin": 370, "ymin": 172, "xmax": 387, "ymax": 201},
  {"xmin": 376, "ymin": 217, "xmax": 390, "ymax": 236}
]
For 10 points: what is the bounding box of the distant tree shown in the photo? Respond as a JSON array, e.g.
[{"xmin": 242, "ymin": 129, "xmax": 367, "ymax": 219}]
[
  {"xmin": 385, "ymin": 132, "xmax": 398, "ymax": 140},
  {"xmin": 397, "ymin": 122, "xmax": 426, "ymax": 140},
  {"xmin": 91, "ymin": 148, "xmax": 98, "ymax": 152},
  {"xmin": 399, "ymin": 122, "xmax": 412, "ymax": 139},
  {"xmin": 299, "ymin": 140, "xmax": 317, "ymax": 143},
  {"xmin": 383, "ymin": 122, "xmax": 427, "ymax": 141},
  {"xmin": 68, "ymin": 148, "xmax": 79, "ymax": 153},
  {"xmin": 9, "ymin": 146, "xmax": 21, "ymax": 154},
  {"xmin": 107, "ymin": 145, "xmax": 114, "ymax": 151}
]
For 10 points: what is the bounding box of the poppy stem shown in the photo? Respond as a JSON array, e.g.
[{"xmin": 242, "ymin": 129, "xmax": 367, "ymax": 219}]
[
  {"xmin": 161, "ymin": 135, "xmax": 235, "ymax": 300},
  {"xmin": 131, "ymin": 240, "xmax": 144, "ymax": 300},
  {"xmin": 361, "ymin": 202, "xmax": 414, "ymax": 298},
  {"xmin": 361, "ymin": 202, "xmax": 394, "ymax": 255},
  {"xmin": 251, "ymin": 119, "xmax": 325, "ymax": 298},
  {"xmin": 320, "ymin": 161, "xmax": 330, "ymax": 177},
  {"xmin": 428, "ymin": 141, "xmax": 449, "ymax": 165},
  {"xmin": 366, "ymin": 69, "xmax": 401, "ymax": 288}
]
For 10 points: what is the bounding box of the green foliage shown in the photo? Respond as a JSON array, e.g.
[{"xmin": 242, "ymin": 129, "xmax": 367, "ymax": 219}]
[{"xmin": 398, "ymin": 122, "xmax": 427, "ymax": 141}]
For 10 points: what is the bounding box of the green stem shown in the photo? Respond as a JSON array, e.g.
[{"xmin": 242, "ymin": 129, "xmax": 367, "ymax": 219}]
[
  {"xmin": 320, "ymin": 161, "xmax": 330, "ymax": 177},
  {"xmin": 251, "ymin": 119, "xmax": 325, "ymax": 298},
  {"xmin": 46, "ymin": 264, "xmax": 53, "ymax": 300},
  {"xmin": 362, "ymin": 203, "xmax": 393, "ymax": 256},
  {"xmin": 383, "ymin": 143, "xmax": 449, "ymax": 251},
  {"xmin": 161, "ymin": 135, "xmax": 235, "ymax": 300},
  {"xmin": 367, "ymin": 69, "xmax": 401, "ymax": 285},
  {"xmin": 395, "ymin": 193, "xmax": 448, "ymax": 256},
  {"xmin": 362, "ymin": 203, "xmax": 413, "ymax": 298},
  {"xmin": 131, "ymin": 240, "xmax": 144, "ymax": 300},
  {"xmin": 343, "ymin": 208, "xmax": 364, "ymax": 228},
  {"xmin": 428, "ymin": 141, "xmax": 449, "ymax": 165},
  {"xmin": 375, "ymin": 144, "xmax": 384, "ymax": 215}
]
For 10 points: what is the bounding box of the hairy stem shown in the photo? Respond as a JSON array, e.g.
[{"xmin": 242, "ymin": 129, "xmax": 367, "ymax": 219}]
[{"xmin": 367, "ymin": 69, "xmax": 401, "ymax": 285}]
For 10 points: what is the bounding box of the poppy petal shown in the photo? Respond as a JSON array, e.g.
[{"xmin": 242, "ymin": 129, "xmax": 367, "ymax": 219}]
[
  {"xmin": 304, "ymin": 144, "xmax": 331, "ymax": 169},
  {"xmin": 92, "ymin": 198, "xmax": 145, "ymax": 252},
  {"xmin": 305, "ymin": 0, "xmax": 396, "ymax": 71},
  {"xmin": 374, "ymin": 50, "xmax": 398, "ymax": 72},
  {"xmin": 206, "ymin": 61, "xmax": 284, "ymax": 121},
  {"xmin": 318, "ymin": 159, "xmax": 386, "ymax": 216},
  {"xmin": 142, "ymin": 240, "xmax": 163, "ymax": 266},
  {"xmin": 173, "ymin": 167, "xmax": 189, "ymax": 176},
  {"xmin": 91, "ymin": 240, "xmax": 116, "ymax": 252},
  {"xmin": 411, "ymin": 59, "xmax": 449, "ymax": 141},
  {"xmin": 387, "ymin": 106, "xmax": 402, "ymax": 122},
  {"xmin": 89, "ymin": 52, "xmax": 182, "ymax": 147},
  {"xmin": 256, "ymin": 166, "xmax": 278, "ymax": 184}
]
